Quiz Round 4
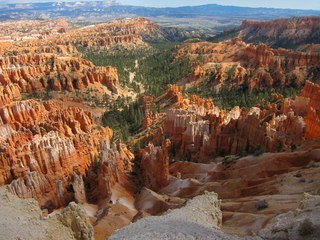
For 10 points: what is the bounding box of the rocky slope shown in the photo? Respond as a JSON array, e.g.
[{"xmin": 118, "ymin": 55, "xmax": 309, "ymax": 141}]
[
  {"xmin": 259, "ymin": 193, "xmax": 320, "ymax": 239},
  {"xmin": 109, "ymin": 191, "xmax": 236, "ymax": 240},
  {"xmin": 175, "ymin": 39, "xmax": 320, "ymax": 91},
  {"xmin": 0, "ymin": 187, "xmax": 93, "ymax": 240},
  {"xmin": 217, "ymin": 16, "xmax": 320, "ymax": 49},
  {"xmin": 166, "ymin": 148, "xmax": 320, "ymax": 237}
]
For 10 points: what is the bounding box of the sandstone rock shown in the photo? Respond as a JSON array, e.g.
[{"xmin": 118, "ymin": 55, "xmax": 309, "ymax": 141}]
[
  {"xmin": 239, "ymin": 16, "xmax": 320, "ymax": 48},
  {"xmin": 175, "ymin": 40, "xmax": 320, "ymax": 91},
  {"xmin": 283, "ymin": 81, "xmax": 320, "ymax": 140},
  {"xmin": 0, "ymin": 53, "xmax": 120, "ymax": 94},
  {"xmin": 259, "ymin": 193, "xmax": 320, "ymax": 240},
  {"xmin": 163, "ymin": 96, "xmax": 306, "ymax": 162},
  {"xmin": 109, "ymin": 191, "xmax": 234, "ymax": 240},
  {"xmin": 72, "ymin": 172, "xmax": 87, "ymax": 204},
  {"xmin": 0, "ymin": 187, "xmax": 78, "ymax": 240},
  {"xmin": 97, "ymin": 140, "xmax": 135, "ymax": 208},
  {"xmin": 135, "ymin": 187, "xmax": 185, "ymax": 215},
  {"xmin": 0, "ymin": 96, "xmax": 114, "ymax": 209},
  {"xmin": 140, "ymin": 140, "xmax": 171, "ymax": 191},
  {"xmin": 57, "ymin": 202, "xmax": 94, "ymax": 240}
]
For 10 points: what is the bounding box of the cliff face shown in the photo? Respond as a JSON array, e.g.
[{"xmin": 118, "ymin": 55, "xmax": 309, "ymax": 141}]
[
  {"xmin": 176, "ymin": 40, "xmax": 320, "ymax": 91},
  {"xmin": 130, "ymin": 82, "xmax": 318, "ymax": 168},
  {"xmin": 0, "ymin": 96, "xmax": 135, "ymax": 211},
  {"xmin": 292, "ymin": 81, "xmax": 320, "ymax": 139},
  {"xmin": 239, "ymin": 16, "xmax": 320, "ymax": 48},
  {"xmin": 0, "ymin": 84, "xmax": 21, "ymax": 105},
  {"xmin": 0, "ymin": 53, "xmax": 119, "ymax": 94},
  {"xmin": 97, "ymin": 141, "xmax": 135, "ymax": 207}
]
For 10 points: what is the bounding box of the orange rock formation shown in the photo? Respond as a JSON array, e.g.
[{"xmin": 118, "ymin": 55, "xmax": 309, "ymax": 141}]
[
  {"xmin": 0, "ymin": 53, "xmax": 119, "ymax": 94},
  {"xmin": 175, "ymin": 40, "xmax": 320, "ymax": 91},
  {"xmin": 0, "ymin": 86, "xmax": 120, "ymax": 209},
  {"xmin": 140, "ymin": 140, "xmax": 171, "ymax": 191}
]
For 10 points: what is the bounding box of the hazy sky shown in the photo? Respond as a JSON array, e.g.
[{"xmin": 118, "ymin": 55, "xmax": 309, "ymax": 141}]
[{"xmin": 3, "ymin": 0, "xmax": 320, "ymax": 10}]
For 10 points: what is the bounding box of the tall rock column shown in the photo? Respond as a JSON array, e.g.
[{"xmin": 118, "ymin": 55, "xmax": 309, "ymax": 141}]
[{"xmin": 140, "ymin": 140, "xmax": 171, "ymax": 191}]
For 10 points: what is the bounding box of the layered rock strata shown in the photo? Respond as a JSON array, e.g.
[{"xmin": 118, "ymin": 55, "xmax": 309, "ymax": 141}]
[
  {"xmin": 0, "ymin": 53, "xmax": 119, "ymax": 94},
  {"xmin": 176, "ymin": 40, "xmax": 320, "ymax": 91}
]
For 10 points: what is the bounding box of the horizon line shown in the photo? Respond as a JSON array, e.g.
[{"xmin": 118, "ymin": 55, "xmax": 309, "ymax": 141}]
[{"xmin": 0, "ymin": 1, "xmax": 320, "ymax": 11}]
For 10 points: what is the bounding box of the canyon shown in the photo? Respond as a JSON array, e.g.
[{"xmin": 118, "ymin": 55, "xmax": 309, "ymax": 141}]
[{"xmin": 0, "ymin": 15, "xmax": 320, "ymax": 240}]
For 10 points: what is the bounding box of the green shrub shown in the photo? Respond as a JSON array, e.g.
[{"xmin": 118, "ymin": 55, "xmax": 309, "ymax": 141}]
[
  {"xmin": 253, "ymin": 145, "xmax": 264, "ymax": 156},
  {"xmin": 255, "ymin": 200, "xmax": 268, "ymax": 210},
  {"xmin": 93, "ymin": 155, "xmax": 99, "ymax": 174}
]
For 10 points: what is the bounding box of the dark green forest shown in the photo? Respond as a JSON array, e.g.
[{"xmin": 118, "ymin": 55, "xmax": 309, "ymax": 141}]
[
  {"xmin": 187, "ymin": 77, "xmax": 301, "ymax": 110},
  {"xmin": 84, "ymin": 43, "xmax": 191, "ymax": 97},
  {"xmin": 102, "ymin": 100, "xmax": 144, "ymax": 142}
]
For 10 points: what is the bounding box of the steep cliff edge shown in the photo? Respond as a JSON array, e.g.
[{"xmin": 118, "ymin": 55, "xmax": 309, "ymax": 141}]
[
  {"xmin": 239, "ymin": 17, "xmax": 320, "ymax": 48},
  {"xmin": 215, "ymin": 16, "xmax": 320, "ymax": 49}
]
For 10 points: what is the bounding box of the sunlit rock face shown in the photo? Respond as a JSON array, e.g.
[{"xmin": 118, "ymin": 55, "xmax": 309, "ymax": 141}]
[
  {"xmin": 0, "ymin": 18, "xmax": 162, "ymax": 99},
  {"xmin": 139, "ymin": 140, "xmax": 171, "ymax": 191},
  {"xmin": 0, "ymin": 53, "xmax": 119, "ymax": 94},
  {"xmin": 0, "ymin": 84, "xmax": 115, "ymax": 209},
  {"xmin": 175, "ymin": 39, "xmax": 320, "ymax": 91},
  {"xmin": 163, "ymin": 90, "xmax": 309, "ymax": 162}
]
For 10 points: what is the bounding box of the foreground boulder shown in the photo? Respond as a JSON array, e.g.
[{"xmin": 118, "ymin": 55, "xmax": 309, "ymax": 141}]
[
  {"xmin": 109, "ymin": 191, "xmax": 239, "ymax": 240},
  {"xmin": 0, "ymin": 187, "xmax": 93, "ymax": 240}
]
